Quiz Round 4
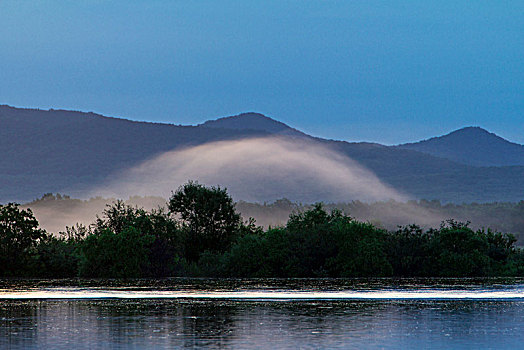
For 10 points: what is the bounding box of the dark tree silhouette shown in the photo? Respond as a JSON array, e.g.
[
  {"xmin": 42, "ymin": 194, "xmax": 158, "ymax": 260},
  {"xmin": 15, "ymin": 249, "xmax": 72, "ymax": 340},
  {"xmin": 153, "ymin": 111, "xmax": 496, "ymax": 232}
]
[
  {"xmin": 0, "ymin": 203, "xmax": 45, "ymax": 276},
  {"xmin": 168, "ymin": 181, "xmax": 241, "ymax": 261}
]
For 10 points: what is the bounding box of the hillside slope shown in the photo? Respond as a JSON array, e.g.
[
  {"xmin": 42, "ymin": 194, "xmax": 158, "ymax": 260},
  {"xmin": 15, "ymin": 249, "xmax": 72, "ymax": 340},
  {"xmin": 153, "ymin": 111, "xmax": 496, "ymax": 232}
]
[
  {"xmin": 398, "ymin": 127, "xmax": 524, "ymax": 167},
  {"xmin": 200, "ymin": 112, "xmax": 306, "ymax": 137},
  {"xmin": 2, "ymin": 105, "xmax": 524, "ymax": 203},
  {"xmin": 0, "ymin": 105, "xmax": 268, "ymax": 200}
]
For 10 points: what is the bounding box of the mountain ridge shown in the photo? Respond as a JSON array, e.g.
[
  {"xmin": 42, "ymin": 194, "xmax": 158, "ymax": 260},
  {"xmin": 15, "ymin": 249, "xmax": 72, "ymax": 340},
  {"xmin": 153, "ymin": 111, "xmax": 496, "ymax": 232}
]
[
  {"xmin": 2, "ymin": 104, "xmax": 524, "ymax": 203},
  {"xmin": 199, "ymin": 112, "xmax": 305, "ymax": 137},
  {"xmin": 398, "ymin": 126, "xmax": 524, "ymax": 167}
]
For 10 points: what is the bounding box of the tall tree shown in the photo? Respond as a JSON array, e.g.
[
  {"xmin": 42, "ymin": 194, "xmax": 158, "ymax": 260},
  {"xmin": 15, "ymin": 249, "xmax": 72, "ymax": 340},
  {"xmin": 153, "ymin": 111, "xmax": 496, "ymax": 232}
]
[
  {"xmin": 0, "ymin": 203, "xmax": 45, "ymax": 276},
  {"xmin": 168, "ymin": 181, "xmax": 241, "ymax": 261}
]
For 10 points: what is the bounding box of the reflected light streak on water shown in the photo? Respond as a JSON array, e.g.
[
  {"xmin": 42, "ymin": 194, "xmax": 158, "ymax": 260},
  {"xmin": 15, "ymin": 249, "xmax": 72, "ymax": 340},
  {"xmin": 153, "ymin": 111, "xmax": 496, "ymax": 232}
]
[
  {"xmin": 3, "ymin": 280, "xmax": 524, "ymax": 349},
  {"xmin": 2, "ymin": 287, "xmax": 524, "ymax": 300}
]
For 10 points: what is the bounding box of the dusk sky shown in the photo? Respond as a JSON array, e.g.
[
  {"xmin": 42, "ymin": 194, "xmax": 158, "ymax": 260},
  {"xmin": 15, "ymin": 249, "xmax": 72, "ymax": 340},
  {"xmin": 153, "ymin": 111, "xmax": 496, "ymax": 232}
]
[{"xmin": 1, "ymin": 1, "xmax": 522, "ymax": 144}]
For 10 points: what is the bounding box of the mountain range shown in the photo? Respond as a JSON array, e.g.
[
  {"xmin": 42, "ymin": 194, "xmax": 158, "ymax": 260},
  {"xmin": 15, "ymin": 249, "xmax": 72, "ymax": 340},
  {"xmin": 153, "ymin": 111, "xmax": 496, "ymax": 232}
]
[{"xmin": 2, "ymin": 104, "xmax": 524, "ymax": 203}]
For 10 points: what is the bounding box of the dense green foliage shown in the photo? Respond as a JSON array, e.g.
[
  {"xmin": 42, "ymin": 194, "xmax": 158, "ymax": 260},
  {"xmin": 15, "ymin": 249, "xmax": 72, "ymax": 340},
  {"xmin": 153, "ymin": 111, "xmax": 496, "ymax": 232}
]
[
  {"xmin": 23, "ymin": 194, "xmax": 524, "ymax": 243},
  {"xmin": 168, "ymin": 181, "xmax": 241, "ymax": 261},
  {"xmin": 237, "ymin": 198, "xmax": 524, "ymax": 243},
  {"xmin": 0, "ymin": 203, "xmax": 45, "ymax": 276},
  {"xmin": 2, "ymin": 184, "xmax": 524, "ymax": 278}
]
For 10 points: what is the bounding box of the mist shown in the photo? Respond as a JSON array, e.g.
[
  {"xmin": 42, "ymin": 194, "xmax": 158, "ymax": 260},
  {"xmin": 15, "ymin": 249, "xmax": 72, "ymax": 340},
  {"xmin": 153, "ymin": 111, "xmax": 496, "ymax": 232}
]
[
  {"xmin": 26, "ymin": 137, "xmax": 466, "ymax": 234},
  {"xmin": 90, "ymin": 137, "xmax": 408, "ymax": 203},
  {"xmin": 26, "ymin": 194, "xmax": 521, "ymax": 244},
  {"xmin": 237, "ymin": 201, "xmax": 448, "ymax": 231},
  {"xmin": 23, "ymin": 196, "xmax": 167, "ymax": 235}
]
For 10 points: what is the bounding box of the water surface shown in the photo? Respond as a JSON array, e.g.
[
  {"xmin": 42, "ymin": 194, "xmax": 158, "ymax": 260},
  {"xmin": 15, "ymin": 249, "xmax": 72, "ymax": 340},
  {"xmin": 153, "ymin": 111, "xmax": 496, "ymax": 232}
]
[{"xmin": 1, "ymin": 278, "xmax": 523, "ymax": 349}]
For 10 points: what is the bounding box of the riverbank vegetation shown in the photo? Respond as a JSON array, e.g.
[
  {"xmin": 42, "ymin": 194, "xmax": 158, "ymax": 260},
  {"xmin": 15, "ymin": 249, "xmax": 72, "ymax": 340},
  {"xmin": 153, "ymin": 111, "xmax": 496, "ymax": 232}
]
[
  {"xmin": 23, "ymin": 194, "xmax": 524, "ymax": 243},
  {"xmin": 2, "ymin": 182, "xmax": 524, "ymax": 278}
]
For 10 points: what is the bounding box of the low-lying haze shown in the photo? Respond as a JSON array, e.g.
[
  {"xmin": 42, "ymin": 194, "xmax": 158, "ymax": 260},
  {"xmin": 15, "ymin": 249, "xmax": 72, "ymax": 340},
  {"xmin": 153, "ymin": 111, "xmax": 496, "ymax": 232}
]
[
  {"xmin": 23, "ymin": 137, "xmax": 522, "ymax": 239},
  {"xmin": 90, "ymin": 137, "xmax": 408, "ymax": 203}
]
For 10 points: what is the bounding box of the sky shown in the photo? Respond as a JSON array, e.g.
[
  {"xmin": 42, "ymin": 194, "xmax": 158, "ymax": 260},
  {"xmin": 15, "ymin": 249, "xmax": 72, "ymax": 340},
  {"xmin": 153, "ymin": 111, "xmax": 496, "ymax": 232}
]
[{"xmin": 0, "ymin": 1, "xmax": 522, "ymax": 145}]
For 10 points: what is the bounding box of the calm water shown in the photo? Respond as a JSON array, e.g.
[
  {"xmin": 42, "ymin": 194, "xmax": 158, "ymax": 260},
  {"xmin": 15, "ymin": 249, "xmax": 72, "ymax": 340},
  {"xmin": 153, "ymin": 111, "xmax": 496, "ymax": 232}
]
[{"xmin": 1, "ymin": 278, "xmax": 524, "ymax": 349}]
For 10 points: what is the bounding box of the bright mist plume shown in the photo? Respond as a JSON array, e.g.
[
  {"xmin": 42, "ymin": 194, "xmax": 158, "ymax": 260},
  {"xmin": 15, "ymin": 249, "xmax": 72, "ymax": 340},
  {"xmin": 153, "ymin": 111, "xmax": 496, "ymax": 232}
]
[{"xmin": 91, "ymin": 137, "xmax": 407, "ymax": 203}]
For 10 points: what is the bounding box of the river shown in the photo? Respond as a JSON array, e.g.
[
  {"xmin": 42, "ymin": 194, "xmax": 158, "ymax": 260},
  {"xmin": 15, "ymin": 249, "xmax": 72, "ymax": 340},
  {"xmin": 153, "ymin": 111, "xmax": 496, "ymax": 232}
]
[{"xmin": 1, "ymin": 278, "xmax": 523, "ymax": 349}]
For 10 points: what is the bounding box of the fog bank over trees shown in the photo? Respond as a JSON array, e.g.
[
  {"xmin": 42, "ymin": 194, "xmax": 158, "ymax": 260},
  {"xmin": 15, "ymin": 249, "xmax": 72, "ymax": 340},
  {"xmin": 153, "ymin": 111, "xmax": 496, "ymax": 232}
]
[
  {"xmin": 22, "ymin": 193, "xmax": 524, "ymax": 244},
  {"xmin": 2, "ymin": 183, "xmax": 524, "ymax": 278}
]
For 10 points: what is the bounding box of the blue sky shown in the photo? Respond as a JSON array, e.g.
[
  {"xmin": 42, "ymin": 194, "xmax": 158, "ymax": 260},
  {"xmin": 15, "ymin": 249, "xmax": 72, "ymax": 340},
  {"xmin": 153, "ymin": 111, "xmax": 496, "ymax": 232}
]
[{"xmin": 1, "ymin": 1, "xmax": 522, "ymax": 144}]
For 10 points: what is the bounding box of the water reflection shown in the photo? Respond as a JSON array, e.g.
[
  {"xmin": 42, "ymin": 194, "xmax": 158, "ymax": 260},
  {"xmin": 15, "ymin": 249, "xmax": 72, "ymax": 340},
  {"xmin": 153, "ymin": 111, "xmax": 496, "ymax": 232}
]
[
  {"xmin": 2, "ymin": 277, "xmax": 524, "ymax": 300},
  {"xmin": 2, "ymin": 299, "xmax": 524, "ymax": 349},
  {"xmin": 1, "ymin": 300, "xmax": 238, "ymax": 348},
  {"xmin": 2, "ymin": 278, "xmax": 524, "ymax": 349}
]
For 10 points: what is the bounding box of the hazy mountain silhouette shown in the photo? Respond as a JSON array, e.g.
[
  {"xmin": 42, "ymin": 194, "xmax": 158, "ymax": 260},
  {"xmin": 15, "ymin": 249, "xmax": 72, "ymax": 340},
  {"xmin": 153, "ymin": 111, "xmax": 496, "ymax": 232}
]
[
  {"xmin": 398, "ymin": 127, "xmax": 524, "ymax": 167},
  {"xmin": 0, "ymin": 105, "xmax": 269, "ymax": 201},
  {"xmin": 200, "ymin": 112, "xmax": 306, "ymax": 137},
  {"xmin": 2, "ymin": 105, "xmax": 524, "ymax": 203}
]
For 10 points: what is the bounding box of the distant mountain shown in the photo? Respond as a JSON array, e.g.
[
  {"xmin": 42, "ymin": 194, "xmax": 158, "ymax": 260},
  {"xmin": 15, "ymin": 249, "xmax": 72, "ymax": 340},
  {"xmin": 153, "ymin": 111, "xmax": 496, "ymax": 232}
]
[
  {"xmin": 199, "ymin": 112, "xmax": 306, "ymax": 137},
  {"xmin": 398, "ymin": 127, "xmax": 524, "ymax": 167},
  {"xmin": 0, "ymin": 105, "xmax": 269, "ymax": 201},
  {"xmin": 2, "ymin": 105, "xmax": 524, "ymax": 203}
]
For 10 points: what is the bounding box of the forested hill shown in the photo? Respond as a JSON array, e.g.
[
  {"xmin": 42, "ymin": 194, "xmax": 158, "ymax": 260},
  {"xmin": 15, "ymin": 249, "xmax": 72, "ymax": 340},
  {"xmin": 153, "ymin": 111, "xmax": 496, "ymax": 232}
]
[
  {"xmin": 2, "ymin": 104, "xmax": 524, "ymax": 203},
  {"xmin": 398, "ymin": 126, "xmax": 524, "ymax": 167},
  {"xmin": 0, "ymin": 105, "xmax": 270, "ymax": 201},
  {"xmin": 199, "ymin": 112, "xmax": 306, "ymax": 137}
]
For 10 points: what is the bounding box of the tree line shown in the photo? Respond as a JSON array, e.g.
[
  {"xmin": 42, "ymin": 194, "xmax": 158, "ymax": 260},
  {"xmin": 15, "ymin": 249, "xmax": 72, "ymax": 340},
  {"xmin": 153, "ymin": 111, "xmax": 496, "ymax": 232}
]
[
  {"xmin": 24, "ymin": 193, "xmax": 524, "ymax": 243},
  {"xmin": 236, "ymin": 198, "xmax": 524, "ymax": 243},
  {"xmin": 2, "ymin": 182, "xmax": 524, "ymax": 278}
]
